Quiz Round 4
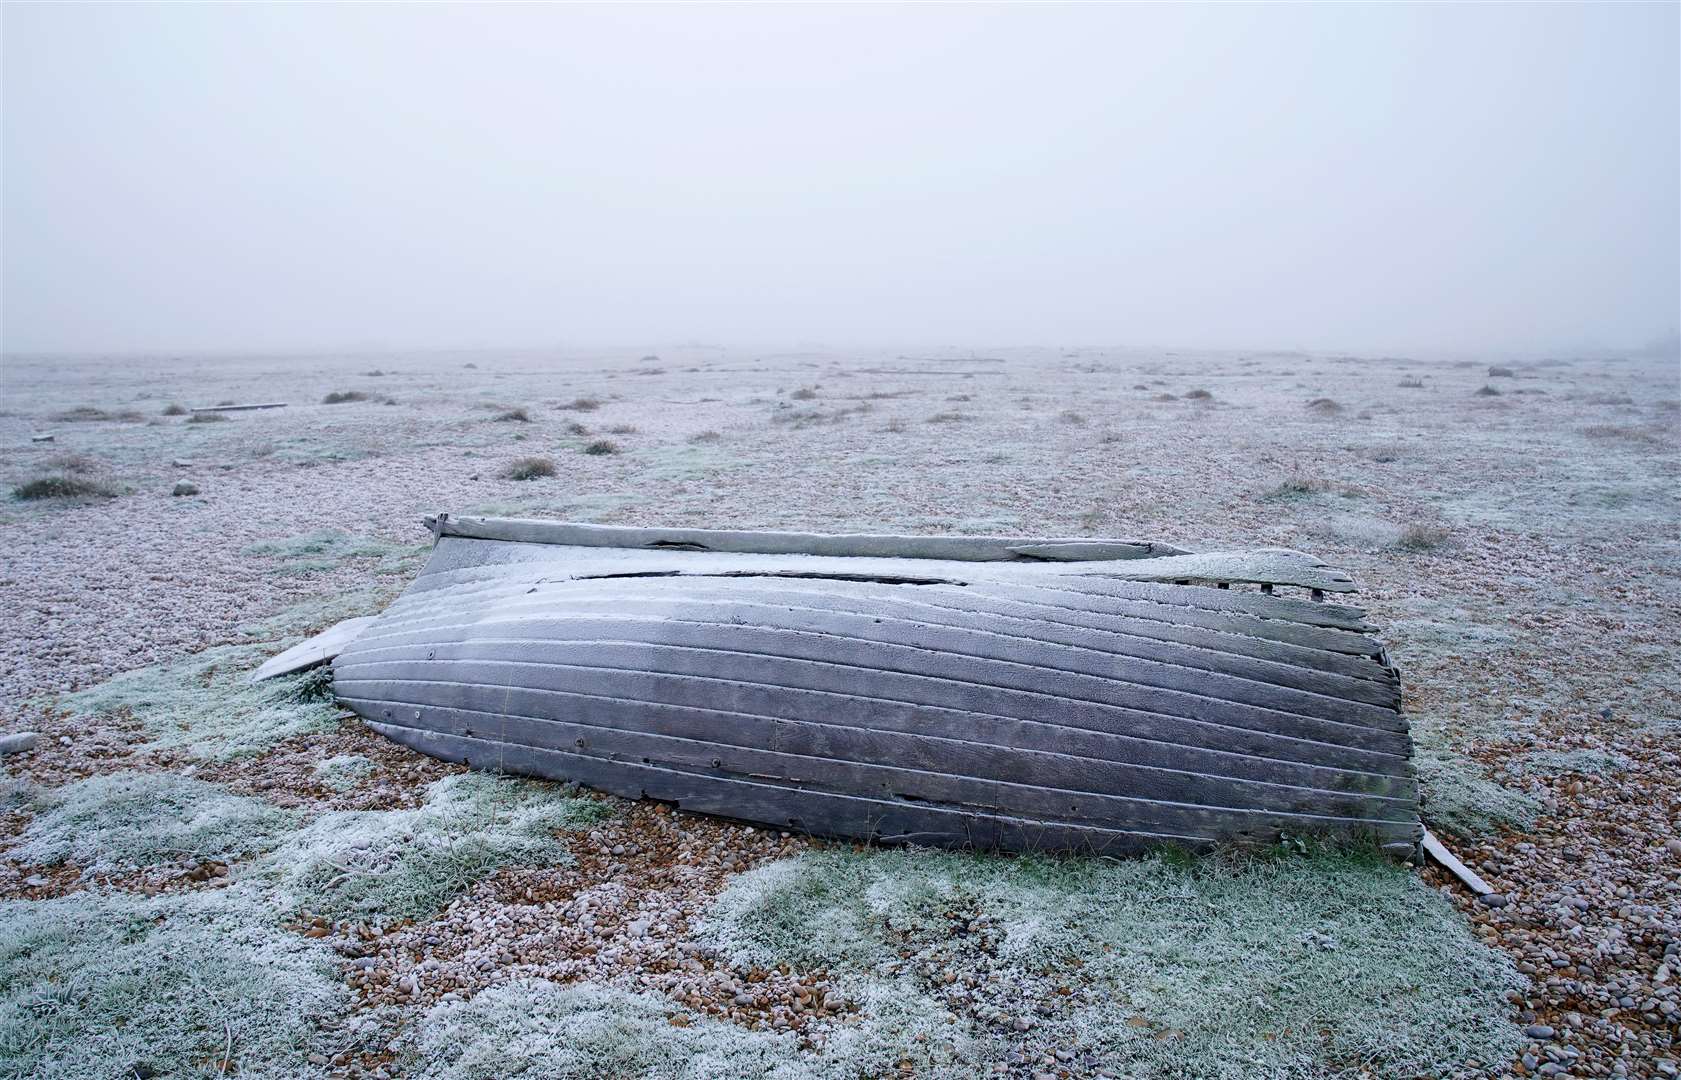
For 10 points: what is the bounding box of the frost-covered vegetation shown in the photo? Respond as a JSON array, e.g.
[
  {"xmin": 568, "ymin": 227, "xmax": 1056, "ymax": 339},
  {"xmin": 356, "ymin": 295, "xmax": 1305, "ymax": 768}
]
[
  {"xmin": 52, "ymin": 645, "xmax": 341, "ymax": 760},
  {"xmin": 255, "ymin": 773, "xmax": 608, "ymax": 922},
  {"xmin": 12, "ymin": 772, "xmax": 298, "ymax": 873},
  {"xmin": 313, "ymin": 753, "xmax": 378, "ymax": 791},
  {"xmin": 11, "ymin": 474, "xmax": 117, "ymax": 501},
  {"xmin": 242, "ymin": 583, "xmax": 399, "ymax": 639},
  {"xmin": 0, "ymin": 889, "xmax": 344, "ymax": 1080},
  {"xmin": 405, "ymin": 982, "xmax": 814, "ymax": 1080},
  {"xmin": 1504, "ymin": 748, "xmax": 1633, "ymax": 779},
  {"xmin": 694, "ymin": 847, "xmax": 1526, "ymax": 1079},
  {"xmin": 242, "ymin": 529, "xmax": 422, "ymax": 574},
  {"xmin": 1414, "ymin": 743, "xmax": 1544, "ymax": 838}
]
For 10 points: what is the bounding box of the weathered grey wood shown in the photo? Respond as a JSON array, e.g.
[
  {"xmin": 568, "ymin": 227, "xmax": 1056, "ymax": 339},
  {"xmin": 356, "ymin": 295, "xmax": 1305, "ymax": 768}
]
[
  {"xmin": 249, "ymin": 616, "xmax": 377, "ymax": 683},
  {"xmin": 1422, "ymin": 829, "xmax": 1493, "ymax": 895},
  {"xmin": 399, "ymin": 581, "xmax": 1397, "ymax": 701},
  {"xmin": 428, "ymin": 515, "xmax": 1191, "ymax": 562},
  {"xmin": 334, "ymin": 662, "xmax": 1413, "ymax": 793},
  {"xmin": 189, "ymin": 402, "xmax": 288, "ymax": 413},
  {"xmin": 346, "ymin": 700, "xmax": 1419, "ymax": 839},
  {"xmin": 368, "ymin": 722, "xmax": 1219, "ymax": 854},
  {"xmin": 333, "ymin": 520, "xmax": 1423, "ymax": 856},
  {"xmin": 1090, "ymin": 549, "xmax": 1358, "ymax": 593},
  {"xmin": 347, "ymin": 588, "xmax": 1401, "ymax": 716}
]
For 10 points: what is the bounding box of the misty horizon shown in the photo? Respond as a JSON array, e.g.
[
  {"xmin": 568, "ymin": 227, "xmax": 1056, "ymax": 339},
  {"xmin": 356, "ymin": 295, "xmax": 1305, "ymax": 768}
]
[{"xmin": 4, "ymin": 3, "xmax": 1678, "ymax": 358}]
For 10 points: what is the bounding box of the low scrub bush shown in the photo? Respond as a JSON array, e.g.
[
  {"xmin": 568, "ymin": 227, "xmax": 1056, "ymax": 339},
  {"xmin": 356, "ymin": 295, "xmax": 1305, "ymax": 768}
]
[
  {"xmin": 11, "ymin": 475, "xmax": 117, "ymax": 501},
  {"xmin": 49, "ymin": 406, "xmax": 142, "ymax": 423},
  {"xmin": 503, "ymin": 457, "xmax": 557, "ymax": 480}
]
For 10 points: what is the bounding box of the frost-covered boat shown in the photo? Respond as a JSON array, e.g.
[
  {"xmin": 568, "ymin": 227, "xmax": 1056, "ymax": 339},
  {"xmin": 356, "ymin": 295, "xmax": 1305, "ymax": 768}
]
[{"xmin": 329, "ymin": 515, "xmax": 1420, "ymax": 856}]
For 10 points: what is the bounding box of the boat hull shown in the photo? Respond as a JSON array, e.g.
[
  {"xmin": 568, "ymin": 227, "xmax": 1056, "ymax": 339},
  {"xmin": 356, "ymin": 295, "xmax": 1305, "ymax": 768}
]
[{"xmin": 333, "ymin": 519, "xmax": 1419, "ymax": 855}]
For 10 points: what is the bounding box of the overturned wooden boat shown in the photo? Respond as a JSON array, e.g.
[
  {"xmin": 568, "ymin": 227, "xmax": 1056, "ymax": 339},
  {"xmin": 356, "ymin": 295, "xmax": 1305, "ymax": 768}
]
[{"xmin": 331, "ymin": 515, "xmax": 1420, "ymax": 857}]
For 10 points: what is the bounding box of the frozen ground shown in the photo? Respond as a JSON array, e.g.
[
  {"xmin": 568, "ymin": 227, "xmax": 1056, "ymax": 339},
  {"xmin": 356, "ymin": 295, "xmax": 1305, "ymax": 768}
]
[{"xmin": 0, "ymin": 345, "xmax": 1676, "ymax": 1078}]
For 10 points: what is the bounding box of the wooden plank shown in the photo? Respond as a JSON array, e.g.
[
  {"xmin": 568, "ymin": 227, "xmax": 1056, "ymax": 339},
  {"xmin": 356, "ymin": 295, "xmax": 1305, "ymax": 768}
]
[
  {"xmin": 340, "ymin": 606, "xmax": 1405, "ymax": 733},
  {"xmin": 249, "ymin": 616, "xmax": 377, "ymax": 683},
  {"xmin": 339, "ymin": 694, "xmax": 1419, "ymax": 837},
  {"xmin": 333, "ymin": 666, "xmax": 1415, "ymax": 800},
  {"xmin": 338, "ymin": 634, "xmax": 1415, "ymax": 761},
  {"xmin": 366, "ymin": 721, "xmax": 1226, "ymax": 854},
  {"xmin": 429, "ymin": 515, "xmax": 1192, "ymax": 562},
  {"xmin": 1422, "ymin": 829, "xmax": 1492, "ymax": 894},
  {"xmin": 189, "ymin": 402, "xmax": 288, "ymax": 412}
]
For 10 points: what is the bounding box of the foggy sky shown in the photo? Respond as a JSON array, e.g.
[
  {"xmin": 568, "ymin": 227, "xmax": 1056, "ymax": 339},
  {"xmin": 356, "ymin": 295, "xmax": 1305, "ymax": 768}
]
[{"xmin": 3, "ymin": 3, "xmax": 1677, "ymax": 357}]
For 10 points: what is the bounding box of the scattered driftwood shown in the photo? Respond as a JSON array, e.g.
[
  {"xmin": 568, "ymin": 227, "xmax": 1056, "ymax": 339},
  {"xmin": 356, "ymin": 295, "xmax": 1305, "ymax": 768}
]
[
  {"xmin": 189, "ymin": 402, "xmax": 288, "ymax": 413},
  {"xmin": 336, "ymin": 517, "xmax": 1421, "ymax": 858},
  {"xmin": 1422, "ymin": 828, "xmax": 1493, "ymax": 895}
]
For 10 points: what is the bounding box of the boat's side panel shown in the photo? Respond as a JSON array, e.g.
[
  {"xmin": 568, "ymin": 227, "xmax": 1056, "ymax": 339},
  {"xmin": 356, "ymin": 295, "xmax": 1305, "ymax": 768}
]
[{"xmin": 334, "ymin": 537, "xmax": 1420, "ymax": 853}]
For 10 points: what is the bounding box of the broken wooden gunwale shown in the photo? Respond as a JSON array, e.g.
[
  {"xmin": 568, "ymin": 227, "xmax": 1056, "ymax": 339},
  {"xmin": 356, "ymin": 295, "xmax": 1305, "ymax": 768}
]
[{"xmin": 334, "ymin": 517, "xmax": 1421, "ymax": 854}]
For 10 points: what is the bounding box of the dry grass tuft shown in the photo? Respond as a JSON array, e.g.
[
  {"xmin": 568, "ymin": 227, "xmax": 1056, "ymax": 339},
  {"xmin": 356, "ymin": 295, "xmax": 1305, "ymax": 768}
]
[
  {"xmin": 12, "ymin": 474, "xmax": 118, "ymax": 501},
  {"xmin": 1487, "ymin": 365, "xmax": 1515, "ymax": 378},
  {"xmin": 581, "ymin": 440, "xmax": 620, "ymax": 456},
  {"xmin": 689, "ymin": 430, "xmax": 722, "ymax": 443},
  {"xmin": 1397, "ymin": 377, "xmax": 1425, "ymax": 389},
  {"xmin": 1306, "ymin": 397, "xmax": 1344, "ymax": 415},
  {"xmin": 51, "ymin": 405, "xmax": 143, "ymax": 423},
  {"xmin": 1395, "ymin": 523, "xmax": 1451, "ymax": 551},
  {"xmin": 925, "ymin": 411, "xmax": 970, "ymax": 423},
  {"xmin": 322, "ymin": 390, "xmax": 371, "ymax": 405},
  {"xmin": 494, "ymin": 407, "xmax": 532, "ymax": 423},
  {"xmin": 560, "ymin": 396, "xmax": 603, "ymax": 412},
  {"xmin": 1473, "ymin": 385, "xmax": 1502, "ymax": 397},
  {"xmin": 1184, "ymin": 388, "xmax": 1213, "ymax": 400},
  {"xmin": 1582, "ymin": 424, "xmax": 1663, "ymax": 445},
  {"xmin": 1058, "ymin": 410, "xmax": 1088, "ymax": 425},
  {"xmin": 502, "ymin": 457, "xmax": 557, "ymax": 480},
  {"xmin": 790, "ymin": 387, "xmax": 819, "ymax": 401},
  {"xmin": 160, "ymin": 402, "xmax": 188, "ymax": 416},
  {"xmin": 1264, "ymin": 476, "xmax": 1336, "ymax": 500},
  {"xmin": 185, "ymin": 411, "xmax": 230, "ymax": 424}
]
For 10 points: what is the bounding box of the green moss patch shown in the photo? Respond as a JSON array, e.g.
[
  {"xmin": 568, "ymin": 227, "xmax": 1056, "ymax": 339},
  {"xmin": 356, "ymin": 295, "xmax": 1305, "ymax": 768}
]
[
  {"xmin": 256, "ymin": 774, "xmax": 609, "ymax": 923},
  {"xmin": 0, "ymin": 889, "xmax": 344, "ymax": 1079},
  {"xmin": 239, "ymin": 529, "xmax": 422, "ymax": 580},
  {"xmin": 52, "ymin": 645, "xmax": 341, "ymax": 761},
  {"xmin": 11, "ymin": 772, "xmax": 298, "ymax": 874},
  {"xmin": 404, "ymin": 981, "xmax": 814, "ymax": 1080},
  {"xmin": 697, "ymin": 847, "xmax": 1525, "ymax": 1079}
]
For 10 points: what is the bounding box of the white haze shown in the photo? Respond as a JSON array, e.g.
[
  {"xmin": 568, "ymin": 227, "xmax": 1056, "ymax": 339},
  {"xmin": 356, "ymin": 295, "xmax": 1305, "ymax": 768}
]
[{"xmin": 2, "ymin": 2, "xmax": 1677, "ymax": 357}]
